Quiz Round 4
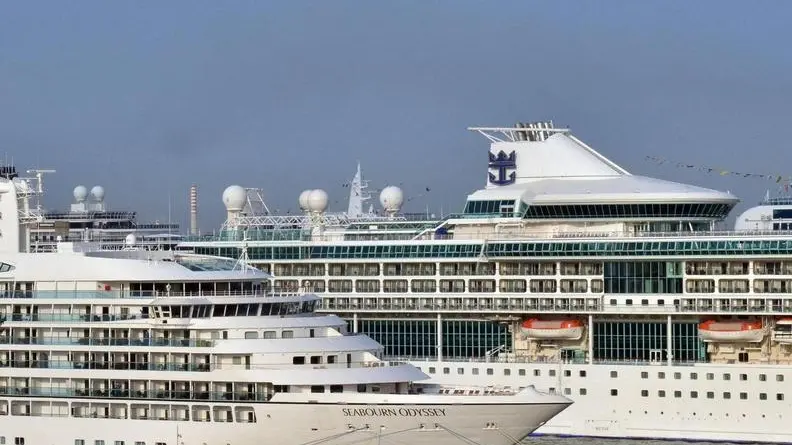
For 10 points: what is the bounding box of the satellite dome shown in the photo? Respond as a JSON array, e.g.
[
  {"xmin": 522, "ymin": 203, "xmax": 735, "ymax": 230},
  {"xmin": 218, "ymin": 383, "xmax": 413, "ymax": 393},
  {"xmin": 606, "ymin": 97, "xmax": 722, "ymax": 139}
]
[
  {"xmin": 307, "ymin": 189, "xmax": 329, "ymax": 212},
  {"xmin": 90, "ymin": 185, "xmax": 105, "ymax": 202},
  {"xmin": 298, "ymin": 189, "xmax": 313, "ymax": 211},
  {"xmin": 379, "ymin": 186, "xmax": 404, "ymax": 213},
  {"xmin": 73, "ymin": 185, "xmax": 88, "ymax": 203},
  {"xmin": 124, "ymin": 233, "xmax": 137, "ymax": 246},
  {"xmin": 222, "ymin": 185, "xmax": 247, "ymax": 212}
]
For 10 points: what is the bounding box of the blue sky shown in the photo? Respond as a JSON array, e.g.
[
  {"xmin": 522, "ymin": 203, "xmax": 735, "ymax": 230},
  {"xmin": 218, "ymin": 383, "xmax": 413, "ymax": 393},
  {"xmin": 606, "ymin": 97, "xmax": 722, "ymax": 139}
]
[{"xmin": 0, "ymin": 1, "xmax": 790, "ymax": 231}]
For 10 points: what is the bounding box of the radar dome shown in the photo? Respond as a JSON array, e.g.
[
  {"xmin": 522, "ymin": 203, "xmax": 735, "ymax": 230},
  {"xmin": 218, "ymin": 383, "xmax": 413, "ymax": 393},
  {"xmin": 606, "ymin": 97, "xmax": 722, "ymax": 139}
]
[
  {"xmin": 307, "ymin": 189, "xmax": 329, "ymax": 213},
  {"xmin": 124, "ymin": 233, "xmax": 137, "ymax": 246},
  {"xmin": 379, "ymin": 186, "xmax": 404, "ymax": 213},
  {"xmin": 222, "ymin": 185, "xmax": 247, "ymax": 212},
  {"xmin": 73, "ymin": 185, "xmax": 88, "ymax": 203},
  {"xmin": 298, "ymin": 189, "xmax": 313, "ymax": 211},
  {"xmin": 90, "ymin": 185, "xmax": 105, "ymax": 202}
]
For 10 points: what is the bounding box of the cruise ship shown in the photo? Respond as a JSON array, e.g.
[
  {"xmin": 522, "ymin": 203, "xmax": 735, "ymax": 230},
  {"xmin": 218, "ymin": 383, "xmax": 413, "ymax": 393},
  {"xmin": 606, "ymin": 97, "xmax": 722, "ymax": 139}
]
[
  {"xmin": 178, "ymin": 121, "xmax": 792, "ymax": 443},
  {"xmin": 0, "ymin": 166, "xmax": 572, "ymax": 444}
]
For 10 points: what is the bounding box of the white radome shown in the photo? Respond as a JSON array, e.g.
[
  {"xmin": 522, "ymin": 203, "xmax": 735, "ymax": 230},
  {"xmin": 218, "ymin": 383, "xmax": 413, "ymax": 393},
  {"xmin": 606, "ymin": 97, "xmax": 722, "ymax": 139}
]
[
  {"xmin": 124, "ymin": 233, "xmax": 137, "ymax": 246},
  {"xmin": 380, "ymin": 185, "xmax": 404, "ymax": 212},
  {"xmin": 73, "ymin": 185, "xmax": 88, "ymax": 203},
  {"xmin": 90, "ymin": 185, "xmax": 105, "ymax": 202},
  {"xmin": 222, "ymin": 185, "xmax": 247, "ymax": 212},
  {"xmin": 298, "ymin": 189, "xmax": 313, "ymax": 211},
  {"xmin": 307, "ymin": 189, "xmax": 328, "ymax": 212}
]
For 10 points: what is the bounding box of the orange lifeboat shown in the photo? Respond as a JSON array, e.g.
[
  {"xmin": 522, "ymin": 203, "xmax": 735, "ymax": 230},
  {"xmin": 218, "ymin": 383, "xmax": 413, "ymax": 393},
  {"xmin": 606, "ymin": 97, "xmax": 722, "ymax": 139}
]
[
  {"xmin": 772, "ymin": 318, "xmax": 792, "ymax": 344},
  {"xmin": 698, "ymin": 320, "xmax": 764, "ymax": 343},
  {"xmin": 520, "ymin": 319, "xmax": 584, "ymax": 340}
]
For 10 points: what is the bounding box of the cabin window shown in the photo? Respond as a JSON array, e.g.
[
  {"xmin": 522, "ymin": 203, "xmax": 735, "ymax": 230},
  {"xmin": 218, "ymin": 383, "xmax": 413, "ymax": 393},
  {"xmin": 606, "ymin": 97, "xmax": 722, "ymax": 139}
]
[
  {"xmin": 244, "ymin": 331, "xmax": 257, "ymax": 339},
  {"xmin": 310, "ymin": 386, "xmax": 325, "ymax": 393},
  {"xmin": 330, "ymin": 385, "xmax": 343, "ymax": 393},
  {"xmin": 292, "ymin": 357, "xmax": 305, "ymax": 365},
  {"xmin": 310, "ymin": 356, "xmax": 322, "ymax": 365}
]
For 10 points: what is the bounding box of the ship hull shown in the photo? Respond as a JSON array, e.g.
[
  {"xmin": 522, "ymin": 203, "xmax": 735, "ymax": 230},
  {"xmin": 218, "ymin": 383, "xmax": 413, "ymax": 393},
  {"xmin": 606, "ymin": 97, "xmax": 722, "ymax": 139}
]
[
  {"xmin": 413, "ymin": 359, "xmax": 792, "ymax": 443},
  {"xmin": 0, "ymin": 400, "xmax": 570, "ymax": 445}
]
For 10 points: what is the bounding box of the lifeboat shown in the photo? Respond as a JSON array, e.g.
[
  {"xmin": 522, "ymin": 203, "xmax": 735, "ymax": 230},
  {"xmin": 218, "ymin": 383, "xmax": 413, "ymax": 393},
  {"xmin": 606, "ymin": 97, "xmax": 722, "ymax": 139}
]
[
  {"xmin": 698, "ymin": 320, "xmax": 764, "ymax": 343},
  {"xmin": 772, "ymin": 318, "xmax": 792, "ymax": 343},
  {"xmin": 520, "ymin": 319, "xmax": 584, "ymax": 340}
]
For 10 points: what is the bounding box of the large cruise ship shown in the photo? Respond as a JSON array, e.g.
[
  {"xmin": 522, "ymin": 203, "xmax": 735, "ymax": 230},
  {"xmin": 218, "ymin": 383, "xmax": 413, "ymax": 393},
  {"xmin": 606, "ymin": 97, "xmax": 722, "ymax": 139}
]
[
  {"xmin": 178, "ymin": 120, "xmax": 792, "ymax": 443},
  {"xmin": 0, "ymin": 166, "xmax": 571, "ymax": 444}
]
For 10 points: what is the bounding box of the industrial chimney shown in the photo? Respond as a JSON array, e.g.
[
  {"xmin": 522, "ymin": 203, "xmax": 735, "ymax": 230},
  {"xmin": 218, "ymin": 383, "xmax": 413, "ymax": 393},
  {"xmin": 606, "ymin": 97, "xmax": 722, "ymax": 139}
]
[{"xmin": 189, "ymin": 184, "xmax": 198, "ymax": 236}]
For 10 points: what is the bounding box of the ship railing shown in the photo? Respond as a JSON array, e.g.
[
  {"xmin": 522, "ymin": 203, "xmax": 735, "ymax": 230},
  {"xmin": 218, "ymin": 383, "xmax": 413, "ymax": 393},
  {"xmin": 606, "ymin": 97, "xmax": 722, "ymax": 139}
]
[
  {"xmin": 389, "ymin": 355, "xmax": 792, "ymax": 367},
  {"xmin": 0, "ymin": 289, "xmax": 312, "ymax": 300},
  {"xmin": 0, "ymin": 336, "xmax": 213, "ymax": 347},
  {"xmin": 6, "ymin": 313, "xmax": 148, "ymax": 322},
  {"xmin": 0, "ymin": 386, "xmax": 271, "ymax": 403},
  {"xmin": 323, "ymin": 298, "xmax": 792, "ymax": 315},
  {"xmin": 404, "ymin": 229, "xmax": 792, "ymax": 242},
  {"xmin": 0, "ymin": 359, "xmax": 412, "ymax": 372}
]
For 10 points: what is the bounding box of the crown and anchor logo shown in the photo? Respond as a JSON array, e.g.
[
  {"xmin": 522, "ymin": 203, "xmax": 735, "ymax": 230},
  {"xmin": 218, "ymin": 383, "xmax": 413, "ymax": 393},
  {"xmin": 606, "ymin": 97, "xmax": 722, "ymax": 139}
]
[{"xmin": 487, "ymin": 150, "xmax": 517, "ymax": 185}]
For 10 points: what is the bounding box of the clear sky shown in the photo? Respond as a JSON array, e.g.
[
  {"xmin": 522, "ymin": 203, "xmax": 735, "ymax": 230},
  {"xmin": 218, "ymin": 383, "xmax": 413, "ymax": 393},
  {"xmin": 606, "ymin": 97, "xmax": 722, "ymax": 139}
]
[{"xmin": 0, "ymin": 1, "xmax": 790, "ymax": 231}]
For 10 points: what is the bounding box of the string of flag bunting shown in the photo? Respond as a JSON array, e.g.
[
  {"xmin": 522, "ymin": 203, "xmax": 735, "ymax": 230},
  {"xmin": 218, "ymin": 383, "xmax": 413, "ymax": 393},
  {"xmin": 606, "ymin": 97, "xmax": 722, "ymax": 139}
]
[{"xmin": 645, "ymin": 156, "xmax": 792, "ymax": 184}]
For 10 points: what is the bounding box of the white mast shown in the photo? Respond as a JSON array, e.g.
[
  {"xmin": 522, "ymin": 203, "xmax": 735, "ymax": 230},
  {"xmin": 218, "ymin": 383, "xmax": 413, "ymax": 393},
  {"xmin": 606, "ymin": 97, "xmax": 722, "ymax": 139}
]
[{"xmin": 346, "ymin": 162, "xmax": 373, "ymax": 218}]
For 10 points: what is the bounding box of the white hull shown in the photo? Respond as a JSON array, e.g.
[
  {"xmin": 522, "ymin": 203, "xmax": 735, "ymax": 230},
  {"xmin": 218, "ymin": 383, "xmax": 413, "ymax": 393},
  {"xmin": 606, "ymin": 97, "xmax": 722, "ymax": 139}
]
[
  {"xmin": 0, "ymin": 399, "xmax": 568, "ymax": 445},
  {"xmin": 699, "ymin": 330, "xmax": 765, "ymax": 343},
  {"xmin": 414, "ymin": 359, "xmax": 792, "ymax": 443},
  {"xmin": 521, "ymin": 327, "xmax": 584, "ymax": 341}
]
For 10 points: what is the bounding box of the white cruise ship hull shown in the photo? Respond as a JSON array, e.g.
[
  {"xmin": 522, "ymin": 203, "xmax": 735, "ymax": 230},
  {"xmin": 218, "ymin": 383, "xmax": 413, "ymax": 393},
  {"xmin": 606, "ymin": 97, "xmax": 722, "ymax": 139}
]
[
  {"xmin": 415, "ymin": 360, "xmax": 792, "ymax": 443},
  {"xmin": 0, "ymin": 399, "xmax": 569, "ymax": 445}
]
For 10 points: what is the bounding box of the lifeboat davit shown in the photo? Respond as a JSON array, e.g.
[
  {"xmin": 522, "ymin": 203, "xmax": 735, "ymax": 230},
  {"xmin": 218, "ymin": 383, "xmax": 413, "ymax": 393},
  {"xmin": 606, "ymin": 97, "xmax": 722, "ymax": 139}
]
[
  {"xmin": 521, "ymin": 319, "xmax": 584, "ymax": 340},
  {"xmin": 698, "ymin": 320, "xmax": 764, "ymax": 343}
]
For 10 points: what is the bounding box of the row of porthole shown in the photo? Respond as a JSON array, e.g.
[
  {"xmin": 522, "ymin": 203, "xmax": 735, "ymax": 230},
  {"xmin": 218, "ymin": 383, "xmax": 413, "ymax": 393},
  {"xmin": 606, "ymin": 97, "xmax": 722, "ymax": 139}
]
[{"xmin": 622, "ymin": 410, "xmax": 776, "ymax": 419}]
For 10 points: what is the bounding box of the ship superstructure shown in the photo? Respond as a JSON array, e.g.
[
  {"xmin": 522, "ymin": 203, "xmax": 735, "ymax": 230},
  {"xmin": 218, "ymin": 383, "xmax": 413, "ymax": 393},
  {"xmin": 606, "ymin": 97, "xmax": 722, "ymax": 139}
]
[
  {"xmin": 0, "ymin": 162, "xmax": 571, "ymax": 445},
  {"xmin": 179, "ymin": 121, "xmax": 792, "ymax": 443},
  {"xmin": 29, "ymin": 184, "xmax": 180, "ymax": 252}
]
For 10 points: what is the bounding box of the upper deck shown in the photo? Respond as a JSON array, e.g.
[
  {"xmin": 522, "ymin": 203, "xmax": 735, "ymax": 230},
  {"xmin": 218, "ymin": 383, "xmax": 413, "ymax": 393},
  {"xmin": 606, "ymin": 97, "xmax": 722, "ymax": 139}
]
[{"xmin": 179, "ymin": 121, "xmax": 746, "ymax": 255}]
